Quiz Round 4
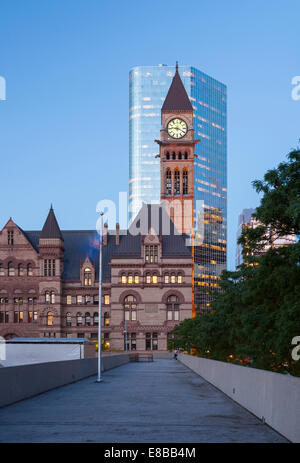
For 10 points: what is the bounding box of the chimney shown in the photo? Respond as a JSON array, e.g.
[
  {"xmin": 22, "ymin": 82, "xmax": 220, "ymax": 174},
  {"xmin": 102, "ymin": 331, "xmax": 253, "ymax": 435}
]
[
  {"xmin": 103, "ymin": 223, "xmax": 108, "ymax": 246},
  {"xmin": 116, "ymin": 223, "xmax": 120, "ymax": 245}
]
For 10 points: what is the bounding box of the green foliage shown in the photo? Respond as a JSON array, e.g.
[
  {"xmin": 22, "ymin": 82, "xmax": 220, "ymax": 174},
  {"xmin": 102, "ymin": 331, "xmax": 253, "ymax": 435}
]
[{"xmin": 171, "ymin": 147, "xmax": 300, "ymax": 376}]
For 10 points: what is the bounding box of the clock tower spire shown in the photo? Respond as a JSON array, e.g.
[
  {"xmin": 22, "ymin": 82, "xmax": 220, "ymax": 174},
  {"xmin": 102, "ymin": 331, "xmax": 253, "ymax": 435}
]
[{"xmin": 156, "ymin": 64, "xmax": 199, "ymax": 235}]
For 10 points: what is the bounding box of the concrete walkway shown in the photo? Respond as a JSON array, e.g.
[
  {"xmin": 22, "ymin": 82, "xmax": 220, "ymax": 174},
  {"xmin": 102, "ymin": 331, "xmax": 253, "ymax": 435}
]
[{"xmin": 0, "ymin": 359, "xmax": 287, "ymax": 443}]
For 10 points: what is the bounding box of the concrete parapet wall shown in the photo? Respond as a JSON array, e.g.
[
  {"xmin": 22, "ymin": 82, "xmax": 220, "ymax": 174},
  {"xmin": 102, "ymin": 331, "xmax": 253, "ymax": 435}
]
[
  {"xmin": 179, "ymin": 353, "xmax": 300, "ymax": 443},
  {"xmin": 0, "ymin": 354, "xmax": 129, "ymax": 408}
]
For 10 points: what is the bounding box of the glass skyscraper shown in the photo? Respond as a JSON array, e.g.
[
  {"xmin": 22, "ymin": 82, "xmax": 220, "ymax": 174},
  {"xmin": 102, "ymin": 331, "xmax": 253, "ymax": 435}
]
[{"xmin": 129, "ymin": 65, "xmax": 227, "ymax": 310}]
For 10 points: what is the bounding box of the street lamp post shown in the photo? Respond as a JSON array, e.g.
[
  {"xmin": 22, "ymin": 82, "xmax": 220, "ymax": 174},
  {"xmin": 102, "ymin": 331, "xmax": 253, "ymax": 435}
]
[{"xmin": 96, "ymin": 212, "xmax": 104, "ymax": 383}]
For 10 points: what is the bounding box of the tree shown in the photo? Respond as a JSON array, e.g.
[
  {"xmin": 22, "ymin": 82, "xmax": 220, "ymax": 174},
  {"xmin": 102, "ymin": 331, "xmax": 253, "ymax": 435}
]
[{"xmin": 171, "ymin": 147, "xmax": 300, "ymax": 376}]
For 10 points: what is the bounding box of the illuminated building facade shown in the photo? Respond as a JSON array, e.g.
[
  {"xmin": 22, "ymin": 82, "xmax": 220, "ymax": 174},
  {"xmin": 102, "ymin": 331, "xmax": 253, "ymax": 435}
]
[{"xmin": 129, "ymin": 64, "xmax": 227, "ymax": 311}]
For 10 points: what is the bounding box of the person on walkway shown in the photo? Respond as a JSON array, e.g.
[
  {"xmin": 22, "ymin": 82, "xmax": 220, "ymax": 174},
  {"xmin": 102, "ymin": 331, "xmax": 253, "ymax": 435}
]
[{"xmin": 174, "ymin": 349, "xmax": 179, "ymax": 360}]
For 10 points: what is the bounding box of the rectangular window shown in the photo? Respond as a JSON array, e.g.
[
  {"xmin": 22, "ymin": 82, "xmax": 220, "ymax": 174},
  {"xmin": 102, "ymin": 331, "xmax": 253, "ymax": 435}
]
[
  {"xmin": 44, "ymin": 259, "xmax": 56, "ymax": 276},
  {"xmin": 0, "ymin": 312, "xmax": 4, "ymax": 323},
  {"xmin": 8, "ymin": 230, "xmax": 14, "ymax": 245},
  {"xmin": 174, "ymin": 311, "xmax": 179, "ymax": 321},
  {"xmin": 0, "ymin": 264, "xmax": 4, "ymax": 276},
  {"xmin": 14, "ymin": 312, "xmax": 19, "ymax": 323},
  {"xmin": 66, "ymin": 295, "xmax": 72, "ymax": 305},
  {"xmin": 77, "ymin": 295, "xmax": 83, "ymax": 305},
  {"xmin": 145, "ymin": 245, "xmax": 158, "ymax": 263},
  {"xmin": 28, "ymin": 312, "xmax": 33, "ymax": 323},
  {"xmin": 167, "ymin": 310, "xmax": 173, "ymax": 321},
  {"xmin": 104, "ymin": 295, "xmax": 110, "ymax": 305}
]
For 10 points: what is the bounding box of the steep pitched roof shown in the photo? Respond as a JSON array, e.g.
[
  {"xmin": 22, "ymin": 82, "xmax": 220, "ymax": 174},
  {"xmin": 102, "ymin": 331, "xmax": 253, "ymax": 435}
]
[
  {"xmin": 40, "ymin": 206, "xmax": 63, "ymax": 240},
  {"xmin": 24, "ymin": 205, "xmax": 192, "ymax": 283},
  {"xmin": 162, "ymin": 64, "xmax": 193, "ymax": 112}
]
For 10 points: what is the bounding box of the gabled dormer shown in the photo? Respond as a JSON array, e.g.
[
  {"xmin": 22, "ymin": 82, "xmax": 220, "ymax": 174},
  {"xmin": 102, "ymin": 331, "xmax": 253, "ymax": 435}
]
[
  {"xmin": 142, "ymin": 227, "xmax": 161, "ymax": 264},
  {"xmin": 80, "ymin": 256, "xmax": 95, "ymax": 287}
]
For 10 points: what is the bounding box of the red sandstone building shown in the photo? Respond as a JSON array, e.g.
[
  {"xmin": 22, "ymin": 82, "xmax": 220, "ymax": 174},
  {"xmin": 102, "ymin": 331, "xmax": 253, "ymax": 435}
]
[{"xmin": 0, "ymin": 68, "xmax": 196, "ymax": 351}]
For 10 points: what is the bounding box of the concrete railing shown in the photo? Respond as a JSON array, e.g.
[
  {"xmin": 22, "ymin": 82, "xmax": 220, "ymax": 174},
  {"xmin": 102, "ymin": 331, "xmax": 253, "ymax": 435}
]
[
  {"xmin": 179, "ymin": 353, "xmax": 300, "ymax": 443},
  {"xmin": 0, "ymin": 353, "xmax": 129, "ymax": 408}
]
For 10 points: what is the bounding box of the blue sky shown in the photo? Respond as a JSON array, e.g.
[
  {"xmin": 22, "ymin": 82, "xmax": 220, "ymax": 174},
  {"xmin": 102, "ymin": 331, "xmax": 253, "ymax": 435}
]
[{"xmin": 0, "ymin": 0, "xmax": 299, "ymax": 270}]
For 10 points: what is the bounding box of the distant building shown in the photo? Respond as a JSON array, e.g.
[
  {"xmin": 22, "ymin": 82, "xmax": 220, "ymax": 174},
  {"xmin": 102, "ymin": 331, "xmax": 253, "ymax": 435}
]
[
  {"xmin": 130, "ymin": 64, "xmax": 227, "ymax": 311},
  {"xmin": 236, "ymin": 208, "xmax": 296, "ymax": 267}
]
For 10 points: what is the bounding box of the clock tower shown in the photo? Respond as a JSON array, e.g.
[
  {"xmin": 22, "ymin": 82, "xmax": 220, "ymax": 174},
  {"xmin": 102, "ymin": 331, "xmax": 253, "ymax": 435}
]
[{"xmin": 156, "ymin": 63, "xmax": 199, "ymax": 235}]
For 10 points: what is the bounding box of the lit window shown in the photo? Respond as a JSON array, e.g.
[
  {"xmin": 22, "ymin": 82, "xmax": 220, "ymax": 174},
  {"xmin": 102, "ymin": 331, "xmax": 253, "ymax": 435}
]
[
  {"xmin": 164, "ymin": 274, "xmax": 169, "ymax": 284},
  {"xmin": 51, "ymin": 292, "xmax": 55, "ymax": 304},
  {"xmin": 146, "ymin": 273, "xmax": 151, "ymax": 284},
  {"xmin": 18, "ymin": 264, "xmax": 24, "ymax": 276},
  {"xmin": 27, "ymin": 263, "xmax": 33, "ymax": 276},
  {"xmin": 104, "ymin": 312, "xmax": 110, "ymax": 326},
  {"xmin": 47, "ymin": 312, "xmax": 54, "ymax": 326},
  {"xmin": 104, "ymin": 295, "xmax": 110, "ymax": 305},
  {"xmin": 177, "ymin": 275, "xmax": 183, "ymax": 284},
  {"xmin": 66, "ymin": 295, "xmax": 72, "ymax": 305},
  {"xmin": 84, "ymin": 268, "xmax": 92, "ymax": 286},
  {"xmin": 152, "ymin": 274, "xmax": 158, "ymax": 284},
  {"xmin": 170, "ymin": 273, "xmax": 176, "ymax": 284},
  {"xmin": 128, "ymin": 274, "xmax": 133, "ymax": 284},
  {"xmin": 134, "ymin": 274, "xmax": 139, "ymax": 284},
  {"xmin": 121, "ymin": 274, "xmax": 127, "ymax": 284}
]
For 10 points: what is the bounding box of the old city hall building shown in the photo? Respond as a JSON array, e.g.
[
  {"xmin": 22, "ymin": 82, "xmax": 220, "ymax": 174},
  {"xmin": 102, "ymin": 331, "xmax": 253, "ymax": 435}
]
[{"xmin": 0, "ymin": 67, "xmax": 195, "ymax": 351}]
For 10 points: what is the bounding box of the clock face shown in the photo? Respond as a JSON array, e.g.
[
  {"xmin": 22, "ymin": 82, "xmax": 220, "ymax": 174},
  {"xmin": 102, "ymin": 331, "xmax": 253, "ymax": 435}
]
[{"xmin": 167, "ymin": 118, "xmax": 188, "ymax": 139}]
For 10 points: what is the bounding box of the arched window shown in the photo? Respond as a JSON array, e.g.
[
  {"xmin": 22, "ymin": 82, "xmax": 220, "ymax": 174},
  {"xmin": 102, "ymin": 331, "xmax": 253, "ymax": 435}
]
[
  {"xmin": 8, "ymin": 262, "xmax": 15, "ymax": 277},
  {"xmin": 66, "ymin": 312, "xmax": 72, "ymax": 326},
  {"xmin": 184, "ymin": 152, "xmax": 188, "ymax": 160},
  {"xmin": 128, "ymin": 273, "xmax": 133, "ymax": 284},
  {"xmin": 45, "ymin": 291, "xmax": 50, "ymax": 304},
  {"xmin": 84, "ymin": 268, "xmax": 92, "ymax": 286},
  {"xmin": 152, "ymin": 274, "xmax": 158, "ymax": 284},
  {"xmin": 178, "ymin": 152, "xmax": 182, "ymax": 160},
  {"xmin": 104, "ymin": 311, "xmax": 110, "ymax": 326},
  {"xmin": 134, "ymin": 273, "xmax": 139, "ymax": 284},
  {"xmin": 172, "ymin": 152, "xmax": 176, "ymax": 160},
  {"xmin": 27, "ymin": 263, "xmax": 33, "ymax": 276},
  {"xmin": 121, "ymin": 273, "xmax": 127, "ymax": 284},
  {"xmin": 166, "ymin": 295, "xmax": 180, "ymax": 321},
  {"xmin": 51, "ymin": 292, "xmax": 55, "ymax": 304},
  {"xmin": 0, "ymin": 264, "xmax": 4, "ymax": 276},
  {"xmin": 170, "ymin": 273, "xmax": 176, "ymax": 284},
  {"xmin": 85, "ymin": 312, "xmax": 91, "ymax": 326},
  {"xmin": 166, "ymin": 151, "xmax": 170, "ymax": 160},
  {"xmin": 47, "ymin": 311, "xmax": 53, "ymax": 326},
  {"xmin": 174, "ymin": 170, "xmax": 180, "ymax": 195},
  {"xmin": 177, "ymin": 274, "xmax": 183, "ymax": 284},
  {"xmin": 124, "ymin": 295, "xmax": 137, "ymax": 321},
  {"xmin": 18, "ymin": 264, "xmax": 24, "ymax": 276},
  {"xmin": 164, "ymin": 274, "xmax": 169, "ymax": 284},
  {"xmin": 183, "ymin": 169, "xmax": 188, "ymax": 195},
  {"xmin": 93, "ymin": 312, "xmax": 99, "ymax": 326},
  {"xmin": 146, "ymin": 273, "xmax": 151, "ymax": 284},
  {"xmin": 166, "ymin": 170, "xmax": 172, "ymax": 196},
  {"xmin": 76, "ymin": 312, "xmax": 83, "ymax": 326}
]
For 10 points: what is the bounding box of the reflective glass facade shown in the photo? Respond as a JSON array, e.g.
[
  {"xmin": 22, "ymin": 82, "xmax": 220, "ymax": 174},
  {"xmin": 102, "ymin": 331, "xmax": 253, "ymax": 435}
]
[{"xmin": 129, "ymin": 65, "xmax": 227, "ymax": 311}]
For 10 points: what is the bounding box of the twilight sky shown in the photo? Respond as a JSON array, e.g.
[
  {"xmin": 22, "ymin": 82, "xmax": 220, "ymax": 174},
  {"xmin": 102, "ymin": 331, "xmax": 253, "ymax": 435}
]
[{"xmin": 0, "ymin": 0, "xmax": 299, "ymax": 269}]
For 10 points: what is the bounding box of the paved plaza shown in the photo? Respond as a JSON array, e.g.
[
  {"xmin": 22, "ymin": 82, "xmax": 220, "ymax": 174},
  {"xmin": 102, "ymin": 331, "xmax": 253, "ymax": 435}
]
[{"xmin": 0, "ymin": 359, "xmax": 287, "ymax": 443}]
